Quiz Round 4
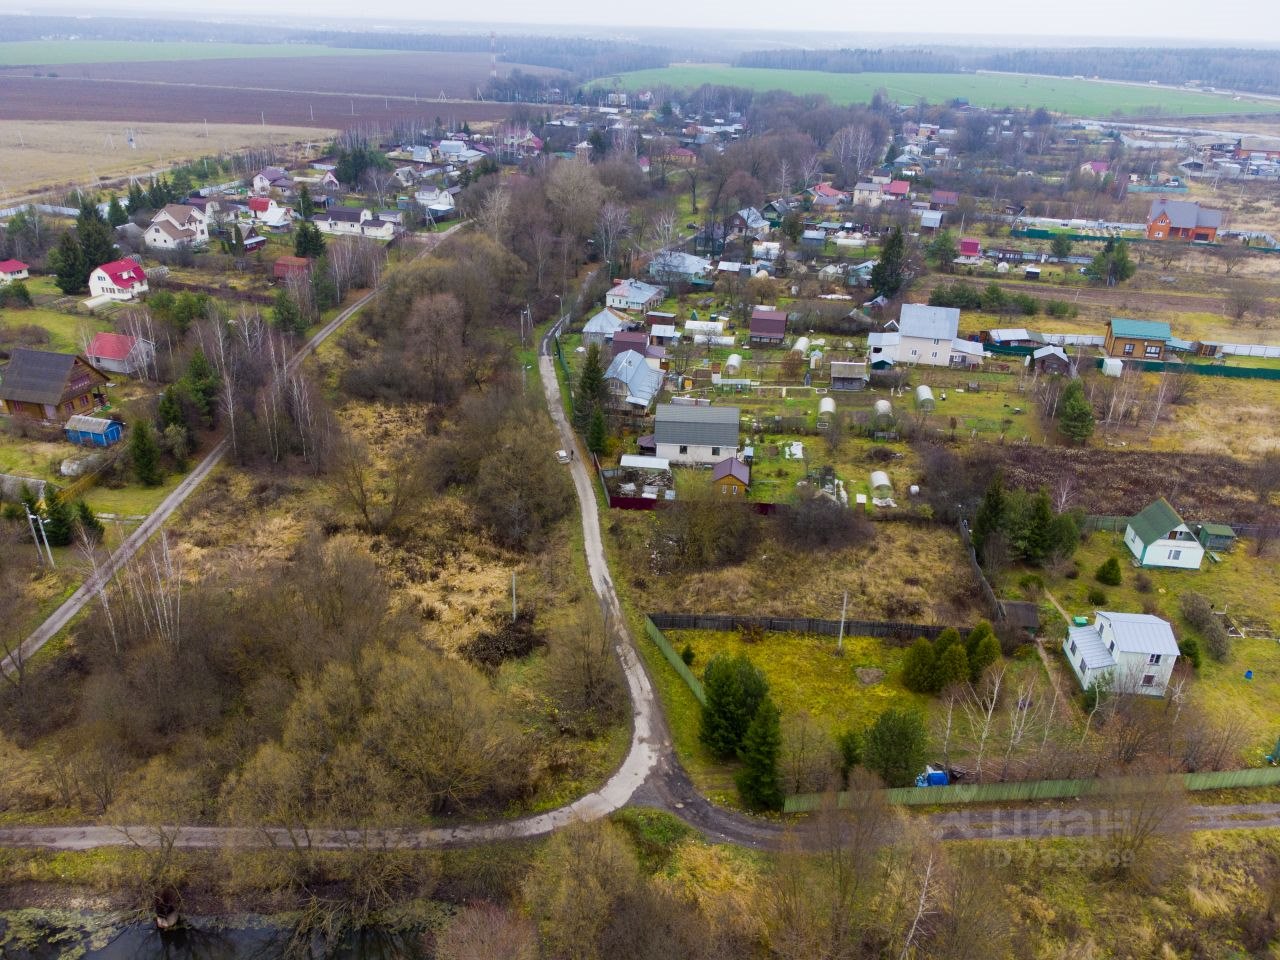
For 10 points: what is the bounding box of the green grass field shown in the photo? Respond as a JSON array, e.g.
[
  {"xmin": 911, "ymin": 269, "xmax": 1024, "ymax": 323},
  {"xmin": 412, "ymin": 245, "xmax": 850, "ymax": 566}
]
[
  {"xmin": 606, "ymin": 65, "xmax": 1280, "ymax": 117},
  {"xmin": 0, "ymin": 41, "xmax": 390, "ymax": 66}
]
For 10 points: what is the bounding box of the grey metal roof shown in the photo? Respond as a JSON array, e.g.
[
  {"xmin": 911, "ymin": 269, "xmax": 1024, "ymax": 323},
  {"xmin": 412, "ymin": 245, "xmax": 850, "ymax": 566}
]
[
  {"xmin": 65, "ymin": 414, "xmax": 115, "ymax": 434},
  {"xmin": 1068, "ymin": 625, "xmax": 1116, "ymax": 671},
  {"xmin": 654, "ymin": 403, "xmax": 740, "ymax": 447},
  {"xmin": 1148, "ymin": 198, "xmax": 1222, "ymax": 230},
  {"xmin": 0, "ymin": 349, "xmax": 84, "ymax": 405},
  {"xmin": 1098, "ymin": 612, "xmax": 1181, "ymax": 656},
  {"xmin": 604, "ymin": 350, "xmax": 663, "ymax": 406},
  {"xmin": 898, "ymin": 304, "xmax": 960, "ymax": 340},
  {"xmin": 583, "ymin": 308, "xmax": 629, "ymax": 336}
]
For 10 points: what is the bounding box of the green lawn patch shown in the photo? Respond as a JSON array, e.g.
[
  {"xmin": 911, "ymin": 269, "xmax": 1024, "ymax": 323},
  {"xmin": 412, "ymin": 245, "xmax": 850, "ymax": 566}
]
[{"xmin": 2, "ymin": 307, "xmax": 111, "ymax": 354}]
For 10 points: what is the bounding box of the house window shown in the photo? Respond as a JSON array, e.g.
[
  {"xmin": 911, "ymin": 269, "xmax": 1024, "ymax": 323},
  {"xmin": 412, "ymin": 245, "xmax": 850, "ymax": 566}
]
[
  {"xmin": 1109, "ymin": 640, "xmax": 1115, "ymax": 652},
  {"xmin": 1148, "ymin": 653, "xmax": 1162, "ymax": 665},
  {"xmin": 721, "ymin": 485, "xmax": 728, "ymax": 494},
  {"xmin": 1141, "ymin": 674, "xmax": 1156, "ymax": 687},
  {"xmin": 910, "ymin": 349, "xmax": 918, "ymax": 357},
  {"xmin": 1144, "ymin": 345, "xmax": 1161, "ymax": 358},
  {"xmin": 679, "ymin": 445, "xmax": 688, "ymax": 455},
  {"xmin": 1169, "ymin": 549, "xmax": 1181, "ymax": 560},
  {"xmin": 1069, "ymin": 639, "xmax": 1077, "ymax": 655},
  {"xmin": 931, "ymin": 352, "xmax": 938, "ymax": 359},
  {"xmin": 1079, "ymin": 657, "xmax": 1087, "ymax": 674},
  {"xmin": 711, "ymin": 447, "xmax": 720, "ymax": 456},
  {"xmin": 1123, "ymin": 343, "xmax": 1134, "ymax": 355}
]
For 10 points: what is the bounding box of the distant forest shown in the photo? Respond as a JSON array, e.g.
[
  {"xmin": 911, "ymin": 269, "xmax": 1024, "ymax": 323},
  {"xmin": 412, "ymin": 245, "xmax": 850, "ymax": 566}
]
[
  {"xmin": 5, "ymin": 16, "xmax": 1279, "ymax": 95},
  {"xmin": 735, "ymin": 48, "xmax": 1280, "ymax": 97}
]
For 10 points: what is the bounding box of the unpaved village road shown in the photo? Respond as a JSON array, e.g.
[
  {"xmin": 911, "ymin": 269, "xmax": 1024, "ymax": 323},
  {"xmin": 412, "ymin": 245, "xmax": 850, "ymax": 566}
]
[{"xmin": 2, "ymin": 238, "xmax": 1278, "ymax": 852}]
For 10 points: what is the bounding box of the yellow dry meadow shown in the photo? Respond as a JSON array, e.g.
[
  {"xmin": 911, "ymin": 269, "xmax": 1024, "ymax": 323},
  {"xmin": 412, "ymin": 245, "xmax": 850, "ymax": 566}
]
[{"xmin": 0, "ymin": 120, "xmax": 336, "ymax": 201}]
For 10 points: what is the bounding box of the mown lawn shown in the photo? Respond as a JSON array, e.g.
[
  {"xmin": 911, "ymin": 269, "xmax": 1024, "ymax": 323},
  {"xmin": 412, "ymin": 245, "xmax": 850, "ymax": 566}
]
[{"xmin": 1, "ymin": 306, "xmax": 111, "ymax": 354}]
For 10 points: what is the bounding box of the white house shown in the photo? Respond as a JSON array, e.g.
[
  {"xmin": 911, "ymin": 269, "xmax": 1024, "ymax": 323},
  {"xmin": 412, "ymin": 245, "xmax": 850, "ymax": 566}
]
[
  {"xmin": 1063, "ymin": 611, "xmax": 1181, "ymax": 696},
  {"xmin": 414, "ymin": 186, "xmax": 455, "ymax": 216},
  {"xmin": 606, "ymin": 279, "xmax": 663, "ymax": 313},
  {"xmin": 252, "ymin": 166, "xmax": 293, "ymax": 196},
  {"xmin": 144, "ymin": 204, "xmax": 209, "ymax": 250},
  {"xmin": 853, "ymin": 182, "xmax": 885, "ymax": 207},
  {"xmin": 1123, "ymin": 498, "xmax": 1205, "ymax": 570},
  {"xmin": 88, "ymin": 258, "xmax": 148, "ymax": 302},
  {"xmin": 247, "ymin": 197, "xmax": 293, "ymax": 229},
  {"xmin": 312, "ymin": 208, "xmax": 395, "ymax": 240},
  {"xmin": 0, "ymin": 259, "xmax": 29, "ymax": 285},
  {"xmin": 649, "ymin": 250, "xmax": 712, "ymax": 284},
  {"xmin": 867, "ymin": 304, "xmax": 982, "ymax": 368},
  {"xmin": 653, "ymin": 403, "xmax": 739, "ymax": 465}
]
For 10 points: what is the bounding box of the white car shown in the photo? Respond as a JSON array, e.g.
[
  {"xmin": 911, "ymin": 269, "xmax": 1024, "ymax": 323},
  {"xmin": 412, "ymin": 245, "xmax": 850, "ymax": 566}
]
[{"xmin": 556, "ymin": 449, "xmax": 571, "ymax": 464}]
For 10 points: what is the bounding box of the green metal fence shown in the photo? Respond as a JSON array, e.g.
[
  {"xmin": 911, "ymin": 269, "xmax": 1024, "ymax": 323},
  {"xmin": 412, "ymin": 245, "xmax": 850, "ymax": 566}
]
[
  {"xmin": 644, "ymin": 616, "xmax": 705, "ymax": 706},
  {"xmin": 784, "ymin": 766, "xmax": 1280, "ymax": 812},
  {"xmin": 1092, "ymin": 357, "xmax": 1280, "ymax": 380},
  {"xmin": 553, "ymin": 335, "xmax": 574, "ymax": 416}
]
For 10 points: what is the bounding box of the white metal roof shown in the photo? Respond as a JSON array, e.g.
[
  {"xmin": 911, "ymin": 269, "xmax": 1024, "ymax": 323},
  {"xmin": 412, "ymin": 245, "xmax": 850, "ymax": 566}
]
[
  {"xmin": 1068, "ymin": 625, "xmax": 1116, "ymax": 671},
  {"xmin": 899, "ymin": 304, "xmax": 960, "ymax": 340},
  {"xmin": 1098, "ymin": 612, "xmax": 1181, "ymax": 656},
  {"xmin": 619, "ymin": 455, "xmax": 670, "ymax": 471}
]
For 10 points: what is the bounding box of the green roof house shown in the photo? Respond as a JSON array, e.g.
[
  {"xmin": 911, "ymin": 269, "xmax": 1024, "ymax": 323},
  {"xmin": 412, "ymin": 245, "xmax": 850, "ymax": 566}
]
[{"xmin": 1123, "ymin": 498, "xmax": 1204, "ymax": 570}]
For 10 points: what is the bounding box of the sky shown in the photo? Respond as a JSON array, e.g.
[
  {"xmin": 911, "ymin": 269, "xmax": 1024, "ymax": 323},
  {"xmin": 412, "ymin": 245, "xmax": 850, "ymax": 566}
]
[{"xmin": 17, "ymin": 0, "xmax": 1280, "ymax": 45}]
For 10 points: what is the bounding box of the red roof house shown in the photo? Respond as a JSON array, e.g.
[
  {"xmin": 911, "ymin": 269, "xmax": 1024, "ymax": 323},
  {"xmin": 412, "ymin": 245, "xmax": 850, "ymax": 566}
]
[
  {"xmin": 248, "ymin": 196, "xmax": 272, "ymax": 213},
  {"xmin": 887, "ymin": 180, "xmax": 911, "ymax": 198},
  {"xmin": 88, "ymin": 258, "xmax": 148, "ymax": 301},
  {"xmin": 959, "ymin": 237, "xmax": 982, "ymax": 258},
  {"xmin": 0, "ymin": 259, "xmax": 30, "ymax": 282},
  {"xmin": 86, "ymin": 331, "xmax": 154, "ymax": 375}
]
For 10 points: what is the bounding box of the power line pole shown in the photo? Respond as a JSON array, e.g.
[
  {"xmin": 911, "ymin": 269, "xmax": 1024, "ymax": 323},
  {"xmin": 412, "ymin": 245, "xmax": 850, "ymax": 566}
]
[
  {"xmin": 837, "ymin": 590, "xmax": 848, "ymax": 654},
  {"xmin": 511, "ymin": 572, "xmax": 517, "ymax": 622}
]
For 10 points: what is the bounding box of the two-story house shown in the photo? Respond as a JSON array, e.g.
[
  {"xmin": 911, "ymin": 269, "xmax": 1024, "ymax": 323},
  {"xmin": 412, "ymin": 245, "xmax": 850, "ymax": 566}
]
[
  {"xmin": 88, "ymin": 258, "xmax": 148, "ymax": 302},
  {"xmin": 1146, "ymin": 198, "xmax": 1222, "ymax": 242},
  {"xmin": 603, "ymin": 350, "xmax": 664, "ymax": 413},
  {"xmin": 1064, "ymin": 611, "xmax": 1181, "ymax": 696},
  {"xmin": 0, "ymin": 348, "xmax": 110, "ymax": 420},
  {"xmin": 144, "ymin": 204, "xmax": 209, "ymax": 250}
]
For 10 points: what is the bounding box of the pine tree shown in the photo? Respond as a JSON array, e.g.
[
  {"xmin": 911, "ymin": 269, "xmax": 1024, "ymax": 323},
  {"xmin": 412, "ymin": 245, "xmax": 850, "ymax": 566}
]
[
  {"xmin": 75, "ymin": 500, "xmax": 105, "ymax": 543},
  {"xmin": 864, "ymin": 708, "xmax": 927, "ymax": 788},
  {"xmin": 586, "ymin": 406, "xmax": 607, "ymax": 456},
  {"xmin": 1058, "ymin": 380, "xmax": 1095, "ymax": 444},
  {"xmin": 184, "ymin": 349, "xmax": 219, "ymax": 427},
  {"xmin": 127, "ymin": 181, "xmax": 146, "ymax": 213},
  {"xmin": 735, "ymin": 695, "xmax": 783, "ymax": 811},
  {"xmin": 933, "ymin": 643, "xmax": 970, "ymax": 691},
  {"xmin": 49, "ymin": 231, "xmax": 86, "ymax": 295},
  {"xmin": 130, "ymin": 420, "xmax": 163, "ymax": 487},
  {"xmin": 106, "ymin": 195, "xmax": 129, "ymax": 227},
  {"xmin": 1016, "ymin": 490, "xmax": 1056, "ymax": 564},
  {"xmin": 295, "ymin": 222, "xmax": 325, "ymax": 258},
  {"xmin": 972, "ymin": 473, "xmax": 1006, "ymax": 561},
  {"xmin": 870, "ymin": 226, "xmax": 908, "ymax": 298},
  {"xmin": 1096, "ymin": 556, "xmax": 1123, "ymax": 586},
  {"xmin": 901, "ymin": 637, "xmax": 939, "ymax": 693},
  {"xmin": 573, "ymin": 343, "xmax": 606, "ymax": 432}
]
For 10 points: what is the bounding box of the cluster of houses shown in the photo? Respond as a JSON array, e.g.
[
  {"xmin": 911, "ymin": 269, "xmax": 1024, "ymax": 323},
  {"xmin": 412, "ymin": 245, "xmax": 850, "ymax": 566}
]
[{"xmin": 1181, "ymin": 134, "xmax": 1280, "ymax": 179}]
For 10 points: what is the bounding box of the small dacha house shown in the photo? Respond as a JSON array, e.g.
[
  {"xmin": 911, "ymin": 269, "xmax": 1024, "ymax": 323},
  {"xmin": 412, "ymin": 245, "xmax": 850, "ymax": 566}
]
[
  {"xmin": 711, "ymin": 457, "xmax": 750, "ymax": 497},
  {"xmin": 1064, "ymin": 611, "xmax": 1180, "ymax": 696},
  {"xmin": 1124, "ymin": 498, "xmax": 1204, "ymax": 570},
  {"xmin": 0, "ymin": 348, "xmax": 109, "ymax": 420}
]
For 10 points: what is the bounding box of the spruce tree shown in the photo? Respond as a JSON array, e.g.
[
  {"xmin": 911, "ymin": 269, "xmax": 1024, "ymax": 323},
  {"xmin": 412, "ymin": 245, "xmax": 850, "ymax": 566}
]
[
  {"xmin": 76, "ymin": 201, "xmax": 116, "ymax": 282},
  {"xmin": 587, "ymin": 406, "xmax": 607, "ymax": 456},
  {"xmin": 41, "ymin": 492, "xmax": 75, "ymax": 547},
  {"xmin": 127, "ymin": 181, "xmax": 146, "ymax": 213},
  {"xmin": 130, "ymin": 420, "xmax": 163, "ymax": 487},
  {"xmin": 972, "ymin": 473, "xmax": 1006, "ymax": 561},
  {"xmin": 75, "ymin": 500, "xmax": 105, "ymax": 543},
  {"xmin": 933, "ymin": 643, "xmax": 970, "ymax": 691},
  {"xmin": 869, "ymin": 226, "xmax": 908, "ymax": 298},
  {"xmin": 297, "ymin": 184, "xmax": 316, "ymax": 220},
  {"xmin": 273, "ymin": 288, "xmax": 304, "ymax": 335},
  {"xmin": 1058, "ymin": 380, "xmax": 1095, "ymax": 444},
  {"xmin": 735, "ymin": 695, "xmax": 783, "ymax": 811},
  {"xmin": 50, "ymin": 231, "xmax": 86, "ymax": 294},
  {"xmin": 968, "ymin": 633, "xmax": 1002, "ymax": 682},
  {"xmin": 700, "ymin": 653, "xmax": 769, "ymax": 759},
  {"xmin": 106, "ymin": 195, "xmax": 129, "ymax": 227},
  {"xmin": 1018, "ymin": 490, "xmax": 1056, "ymax": 565},
  {"xmin": 573, "ymin": 343, "xmax": 606, "ymax": 433}
]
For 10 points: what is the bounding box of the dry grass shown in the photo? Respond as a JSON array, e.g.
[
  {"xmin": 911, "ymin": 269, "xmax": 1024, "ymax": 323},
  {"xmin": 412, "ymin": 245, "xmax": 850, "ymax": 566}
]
[
  {"xmin": 1148, "ymin": 374, "xmax": 1280, "ymax": 456},
  {"xmin": 0, "ymin": 120, "xmax": 335, "ymax": 200}
]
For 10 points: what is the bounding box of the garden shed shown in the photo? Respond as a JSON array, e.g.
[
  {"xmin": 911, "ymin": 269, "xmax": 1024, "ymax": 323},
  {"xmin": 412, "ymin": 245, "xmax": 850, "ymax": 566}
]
[
  {"xmin": 64, "ymin": 414, "xmax": 123, "ymax": 448},
  {"xmin": 1194, "ymin": 522, "xmax": 1236, "ymax": 552}
]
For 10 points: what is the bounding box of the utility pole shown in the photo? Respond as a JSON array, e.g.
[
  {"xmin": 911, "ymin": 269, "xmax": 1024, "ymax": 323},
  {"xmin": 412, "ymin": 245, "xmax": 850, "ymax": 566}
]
[
  {"xmin": 24, "ymin": 511, "xmax": 44, "ymax": 566},
  {"xmin": 27, "ymin": 511, "xmax": 54, "ymax": 568},
  {"xmin": 837, "ymin": 590, "xmax": 848, "ymax": 654},
  {"xmin": 511, "ymin": 572, "xmax": 517, "ymax": 622}
]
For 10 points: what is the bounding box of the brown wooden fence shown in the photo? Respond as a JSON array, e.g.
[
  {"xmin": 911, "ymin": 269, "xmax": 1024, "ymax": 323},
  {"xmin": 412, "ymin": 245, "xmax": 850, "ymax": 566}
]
[{"xmin": 648, "ymin": 612, "xmax": 965, "ymax": 644}]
